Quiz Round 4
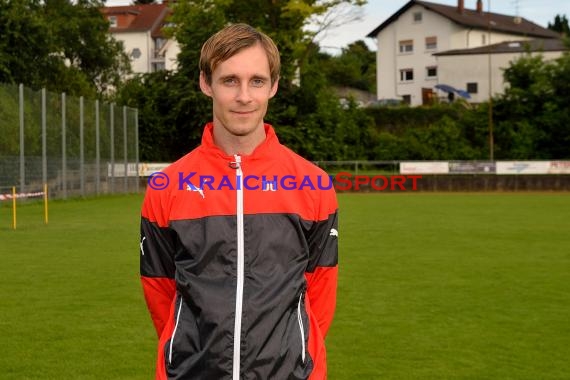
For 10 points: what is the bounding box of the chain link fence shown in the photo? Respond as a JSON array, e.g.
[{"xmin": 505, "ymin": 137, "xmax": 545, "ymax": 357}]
[{"xmin": 0, "ymin": 83, "xmax": 139, "ymax": 200}]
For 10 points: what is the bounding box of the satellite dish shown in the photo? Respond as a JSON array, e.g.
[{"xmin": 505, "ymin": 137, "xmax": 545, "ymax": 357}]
[{"xmin": 131, "ymin": 48, "xmax": 141, "ymax": 59}]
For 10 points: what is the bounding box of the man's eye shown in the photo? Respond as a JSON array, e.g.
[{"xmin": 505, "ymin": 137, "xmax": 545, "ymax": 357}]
[
  {"xmin": 224, "ymin": 78, "xmax": 237, "ymax": 85},
  {"xmin": 252, "ymin": 79, "xmax": 266, "ymax": 87}
]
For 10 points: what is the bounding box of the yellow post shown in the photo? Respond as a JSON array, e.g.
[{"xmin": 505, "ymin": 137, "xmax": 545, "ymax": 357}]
[
  {"xmin": 44, "ymin": 183, "xmax": 49, "ymax": 224},
  {"xmin": 12, "ymin": 186, "xmax": 16, "ymax": 230}
]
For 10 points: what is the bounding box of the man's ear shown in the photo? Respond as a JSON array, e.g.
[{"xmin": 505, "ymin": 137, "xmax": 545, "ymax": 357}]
[
  {"xmin": 199, "ymin": 71, "xmax": 213, "ymax": 97},
  {"xmin": 269, "ymin": 77, "xmax": 279, "ymax": 99}
]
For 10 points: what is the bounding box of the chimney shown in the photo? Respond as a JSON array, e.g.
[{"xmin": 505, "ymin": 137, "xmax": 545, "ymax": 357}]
[
  {"xmin": 457, "ymin": 0, "xmax": 464, "ymax": 13},
  {"xmin": 476, "ymin": 0, "xmax": 483, "ymax": 14}
]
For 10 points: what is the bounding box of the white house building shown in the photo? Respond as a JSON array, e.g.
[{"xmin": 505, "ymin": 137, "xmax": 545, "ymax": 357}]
[
  {"xmin": 367, "ymin": 0, "xmax": 561, "ymax": 106},
  {"xmin": 101, "ymin": 3, "xmax": 180, "ymax": 74},
  {"xmin": 434, "ymin": 39, "xmax": 568, "ymax": 103}
]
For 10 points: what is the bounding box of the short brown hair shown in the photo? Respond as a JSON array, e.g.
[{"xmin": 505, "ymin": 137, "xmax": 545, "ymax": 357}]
[{"xmin": 199, "ymin": 23, "xmax": 280, "ymax": 85}]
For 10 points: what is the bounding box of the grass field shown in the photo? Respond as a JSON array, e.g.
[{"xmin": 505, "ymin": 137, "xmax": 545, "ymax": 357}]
[{"xmin": 1, "ymin": 193, "xmax": 569, "ymax": 379}]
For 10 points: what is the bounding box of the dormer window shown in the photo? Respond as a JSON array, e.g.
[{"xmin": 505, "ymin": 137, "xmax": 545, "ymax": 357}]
[{"xmin": 108, "ymin": 16, "xmax": 117, "ymax": 28}]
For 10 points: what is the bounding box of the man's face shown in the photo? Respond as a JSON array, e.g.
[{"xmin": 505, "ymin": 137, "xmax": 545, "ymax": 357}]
[{"xmin": 200, "ymin": 43, "xmax": 278, "ymax": 138}]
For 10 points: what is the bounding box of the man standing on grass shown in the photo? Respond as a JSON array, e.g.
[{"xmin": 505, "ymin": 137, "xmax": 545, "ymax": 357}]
[{"xmin": 139, "ymin": 23, "xmax": 338, "ymax": 379}]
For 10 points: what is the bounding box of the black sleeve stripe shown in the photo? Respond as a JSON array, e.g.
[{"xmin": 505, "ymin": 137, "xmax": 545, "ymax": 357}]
[
  {"xmin": 140, "ymin": 217, "xmax": 177, "ymax": 278},
  {"xmin": 306, "ymin": 211, "xmax": 338, "ymax": 272}
]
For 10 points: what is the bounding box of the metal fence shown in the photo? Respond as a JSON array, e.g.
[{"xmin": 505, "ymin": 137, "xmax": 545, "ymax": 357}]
[{"xmin": 0, "ymin": 83, "xmax": 139, "ymax": 200}]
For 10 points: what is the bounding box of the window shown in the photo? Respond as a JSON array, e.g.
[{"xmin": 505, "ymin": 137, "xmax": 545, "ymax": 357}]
[
  {"xmin": 152, "ymin": 62, "xmax": 166, "ymax": 72},
  {"xmin": 482, "ymin": 34, "xmax": 486, "ymax": 45},
  {"xmin": 400, "ymin": 69, "xmax": 414, "ymax": 82},
  {"xmin": 399, "ymin": 40, "xmax": 413, "ymax": 54},
  {"xmin": 154, "ymin": 38, "xmax": 166, "ymax": 58},
  {"xmin": 426, "ymin": 66, "xmax": 437, "ymax": 79},
  {"xmin": 467, "ymin": 82, "xmax": 478, "ymax": 94},
  {"xmin": 402, "ymin": 95, "xmax": 412, "ymax": 105},
  {"xmin": 154, "ymin": 38, "xmax": 166, "ymax": 51},
  {"xmin": 425, "ymin": 36, "xmax": 437, "ymax": 50},
  {"xmin": 413, "ymin": 12, "xmax": 422, "ymax": 22},
  {"xmin": 108, "ymin": 16, "xmax": 117, "ymax": 28}
]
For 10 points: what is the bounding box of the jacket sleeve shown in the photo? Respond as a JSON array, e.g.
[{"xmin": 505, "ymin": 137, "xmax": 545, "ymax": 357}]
[
  {"xmin": 305, "ymin": 187, "xmax": 339, "ymax": 338},
  {"xmin": 140, "ymin": 188, "xmax": 177, "ymax": 338}
]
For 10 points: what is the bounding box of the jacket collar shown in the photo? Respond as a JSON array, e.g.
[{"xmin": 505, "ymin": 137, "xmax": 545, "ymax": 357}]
[{"xmin": 199, "ymin": 122, "xmax": 280, "ymax": 162}]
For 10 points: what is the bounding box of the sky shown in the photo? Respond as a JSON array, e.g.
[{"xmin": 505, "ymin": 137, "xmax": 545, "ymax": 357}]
[{"xmin": 106, "ymin": 0, "xmax": 570, "ymax": 54}]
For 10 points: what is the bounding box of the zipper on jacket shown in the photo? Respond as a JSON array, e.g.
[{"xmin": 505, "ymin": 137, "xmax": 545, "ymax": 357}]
[
  {"xmin": 233, "ymin": 154, "xmax": 245, "ymax": 380},
  {"xmin": 297, "ymin": 293, "xmax": 306, "ymax": 363},
  {"xmin": 168, "ymin": 295, "xmax": 183, "ymax": 365}
]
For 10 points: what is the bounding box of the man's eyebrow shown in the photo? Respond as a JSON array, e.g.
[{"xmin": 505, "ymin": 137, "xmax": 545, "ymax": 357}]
[
  {"xmin": 218, "ymin": 74, "xmax": 237, "ymax": 81},
  {"xmin": 217, "ymin": 74, "xmax": 270, "ymax": 81},
  {"xmin": 251, "ymin": 74, "xmax": 270, "ymax": 81}
]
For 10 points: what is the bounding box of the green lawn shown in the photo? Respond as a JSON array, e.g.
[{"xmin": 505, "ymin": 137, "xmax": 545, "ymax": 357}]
[{"xmin": 1, "ymin": 193, "xmax": 569, "ymax": 379}]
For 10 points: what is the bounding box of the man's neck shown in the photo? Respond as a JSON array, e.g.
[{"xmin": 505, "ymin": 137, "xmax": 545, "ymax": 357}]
[{"xmin": 212, "ymin": 123, "xmax": 267, "ymax": 156}]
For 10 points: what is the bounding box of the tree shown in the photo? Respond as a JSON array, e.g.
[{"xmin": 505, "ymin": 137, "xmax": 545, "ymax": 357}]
[
  {"xmin": 0, "ymin": 0, "xmax": 130, "ymax": 96},
  {"xmin": 493, "ymin": 51, "xmax": 570, "ymax": 159},
  {"xmin": 548, "ymin": 14, "xmax": 570, "ymax": 36},
  {"xmin": 44, "ymin": 0, "xmax": 131, "ymax": 94},
  {"xmin": 320, "ymin": 40, "xmax": 376, "ymax": 92},
  {"xmin": 0, "ymin": 1, "xmax": 58, "ymax": 90}
]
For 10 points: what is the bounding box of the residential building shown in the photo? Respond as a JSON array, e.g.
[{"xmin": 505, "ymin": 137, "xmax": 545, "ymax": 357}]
[
  {"xmin": 434, "ymin": 39, "xmax": 568, "ymax": 103},
  {"xmin": 101, "ymin": 3, "xmax": 180, "ymax": 74},
  {"xmin": 367, "ymin": 0, "xmax": 560, "ymax": 106}
]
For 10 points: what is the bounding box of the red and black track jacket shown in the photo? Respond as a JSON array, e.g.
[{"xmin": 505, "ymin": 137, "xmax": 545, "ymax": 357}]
[{"xmin": 140, "ymin": 123, "xmax": 338, "ymax": 379}]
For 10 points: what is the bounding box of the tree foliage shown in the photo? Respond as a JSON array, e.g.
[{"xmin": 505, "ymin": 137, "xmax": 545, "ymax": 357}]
[
  {"xmin": 319, "ymin": 40, "xmax": 376, "ymax": 92},
  {"xmin": 492, "ymin": 51, "xmax": 570, "ymax": 159},
  {"xmin": 548, "ymin": 14, "xmax": 570, "ymax": 36},
  {"xmin": 0, "ymin": 0, "xmax": 130, "ymax": 97}
]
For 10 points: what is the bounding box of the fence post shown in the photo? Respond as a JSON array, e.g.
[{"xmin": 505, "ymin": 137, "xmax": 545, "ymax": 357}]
[
  {"xmin": 19, "ymin": 84, "xmax": 25, "ymax": 195},
  {"xmin": 135, "ymin": 108, "xmax": 140, "ymax": 193},
  {"xmin": 110, "ymin": 103, "xmax": 115, "ymax": 193},
  {"xmin": 62, "ymin": 92, "xmax": 67, "ymax": 199},
  {"xmin": 123, "ymin": 105, "xmax": 128, "ymax": 193},
  {"xmin": 95, "ymin": 100, "xmax": 100, "ymax": 196},
  {"xmin": 42, "ymin": 88, "xmax": 47, "ymax": 194},
  {"xmin": 80, "ymin": 96, "xmax": 85, "ymax": 197}
]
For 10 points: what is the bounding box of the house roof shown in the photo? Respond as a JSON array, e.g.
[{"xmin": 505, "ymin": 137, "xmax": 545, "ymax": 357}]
[
  {"xmin": 434, "ymin": 38, "xmax": 569, "ymax": 56},
  {"xmin": 366, "ymin": 0, "xmax": 560, "ymax": 39},
  {"xmin": 101, "ymin": 3, "xmax": 171, "ymax": 38}
]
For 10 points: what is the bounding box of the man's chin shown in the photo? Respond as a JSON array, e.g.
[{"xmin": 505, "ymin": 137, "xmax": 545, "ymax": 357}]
[{"xmin": 227, "ymin": 119, "xmax": 263, "ymax": 136}]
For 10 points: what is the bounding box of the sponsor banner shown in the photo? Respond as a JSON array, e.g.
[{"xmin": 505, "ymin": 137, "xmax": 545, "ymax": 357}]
[
  {"xmin": 400, "ymin": 161, "xmax": 449, "ymax": 174},
  {"xmin": 107, "ymin": 162, "xmax": 171, "ymax": 177},
  {"xmin": 496, "ymin": 161, "xmax": 551, "ymax": 175},
  {"xmin": 138, "ymin": 162, "xmax": 171, "ymax": 177},
  {"xmin": 449, "ymin": 161, "xmax": 496, "ymax": 174},
  {"xmin": 548, "ymin": 161, "xmax": 570, "ymax": 174}
]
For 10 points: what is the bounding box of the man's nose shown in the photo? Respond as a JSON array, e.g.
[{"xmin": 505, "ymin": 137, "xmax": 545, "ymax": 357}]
[{"xmin": 236, "ymin": 83, "xmax": 253, "ymax": 103}]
